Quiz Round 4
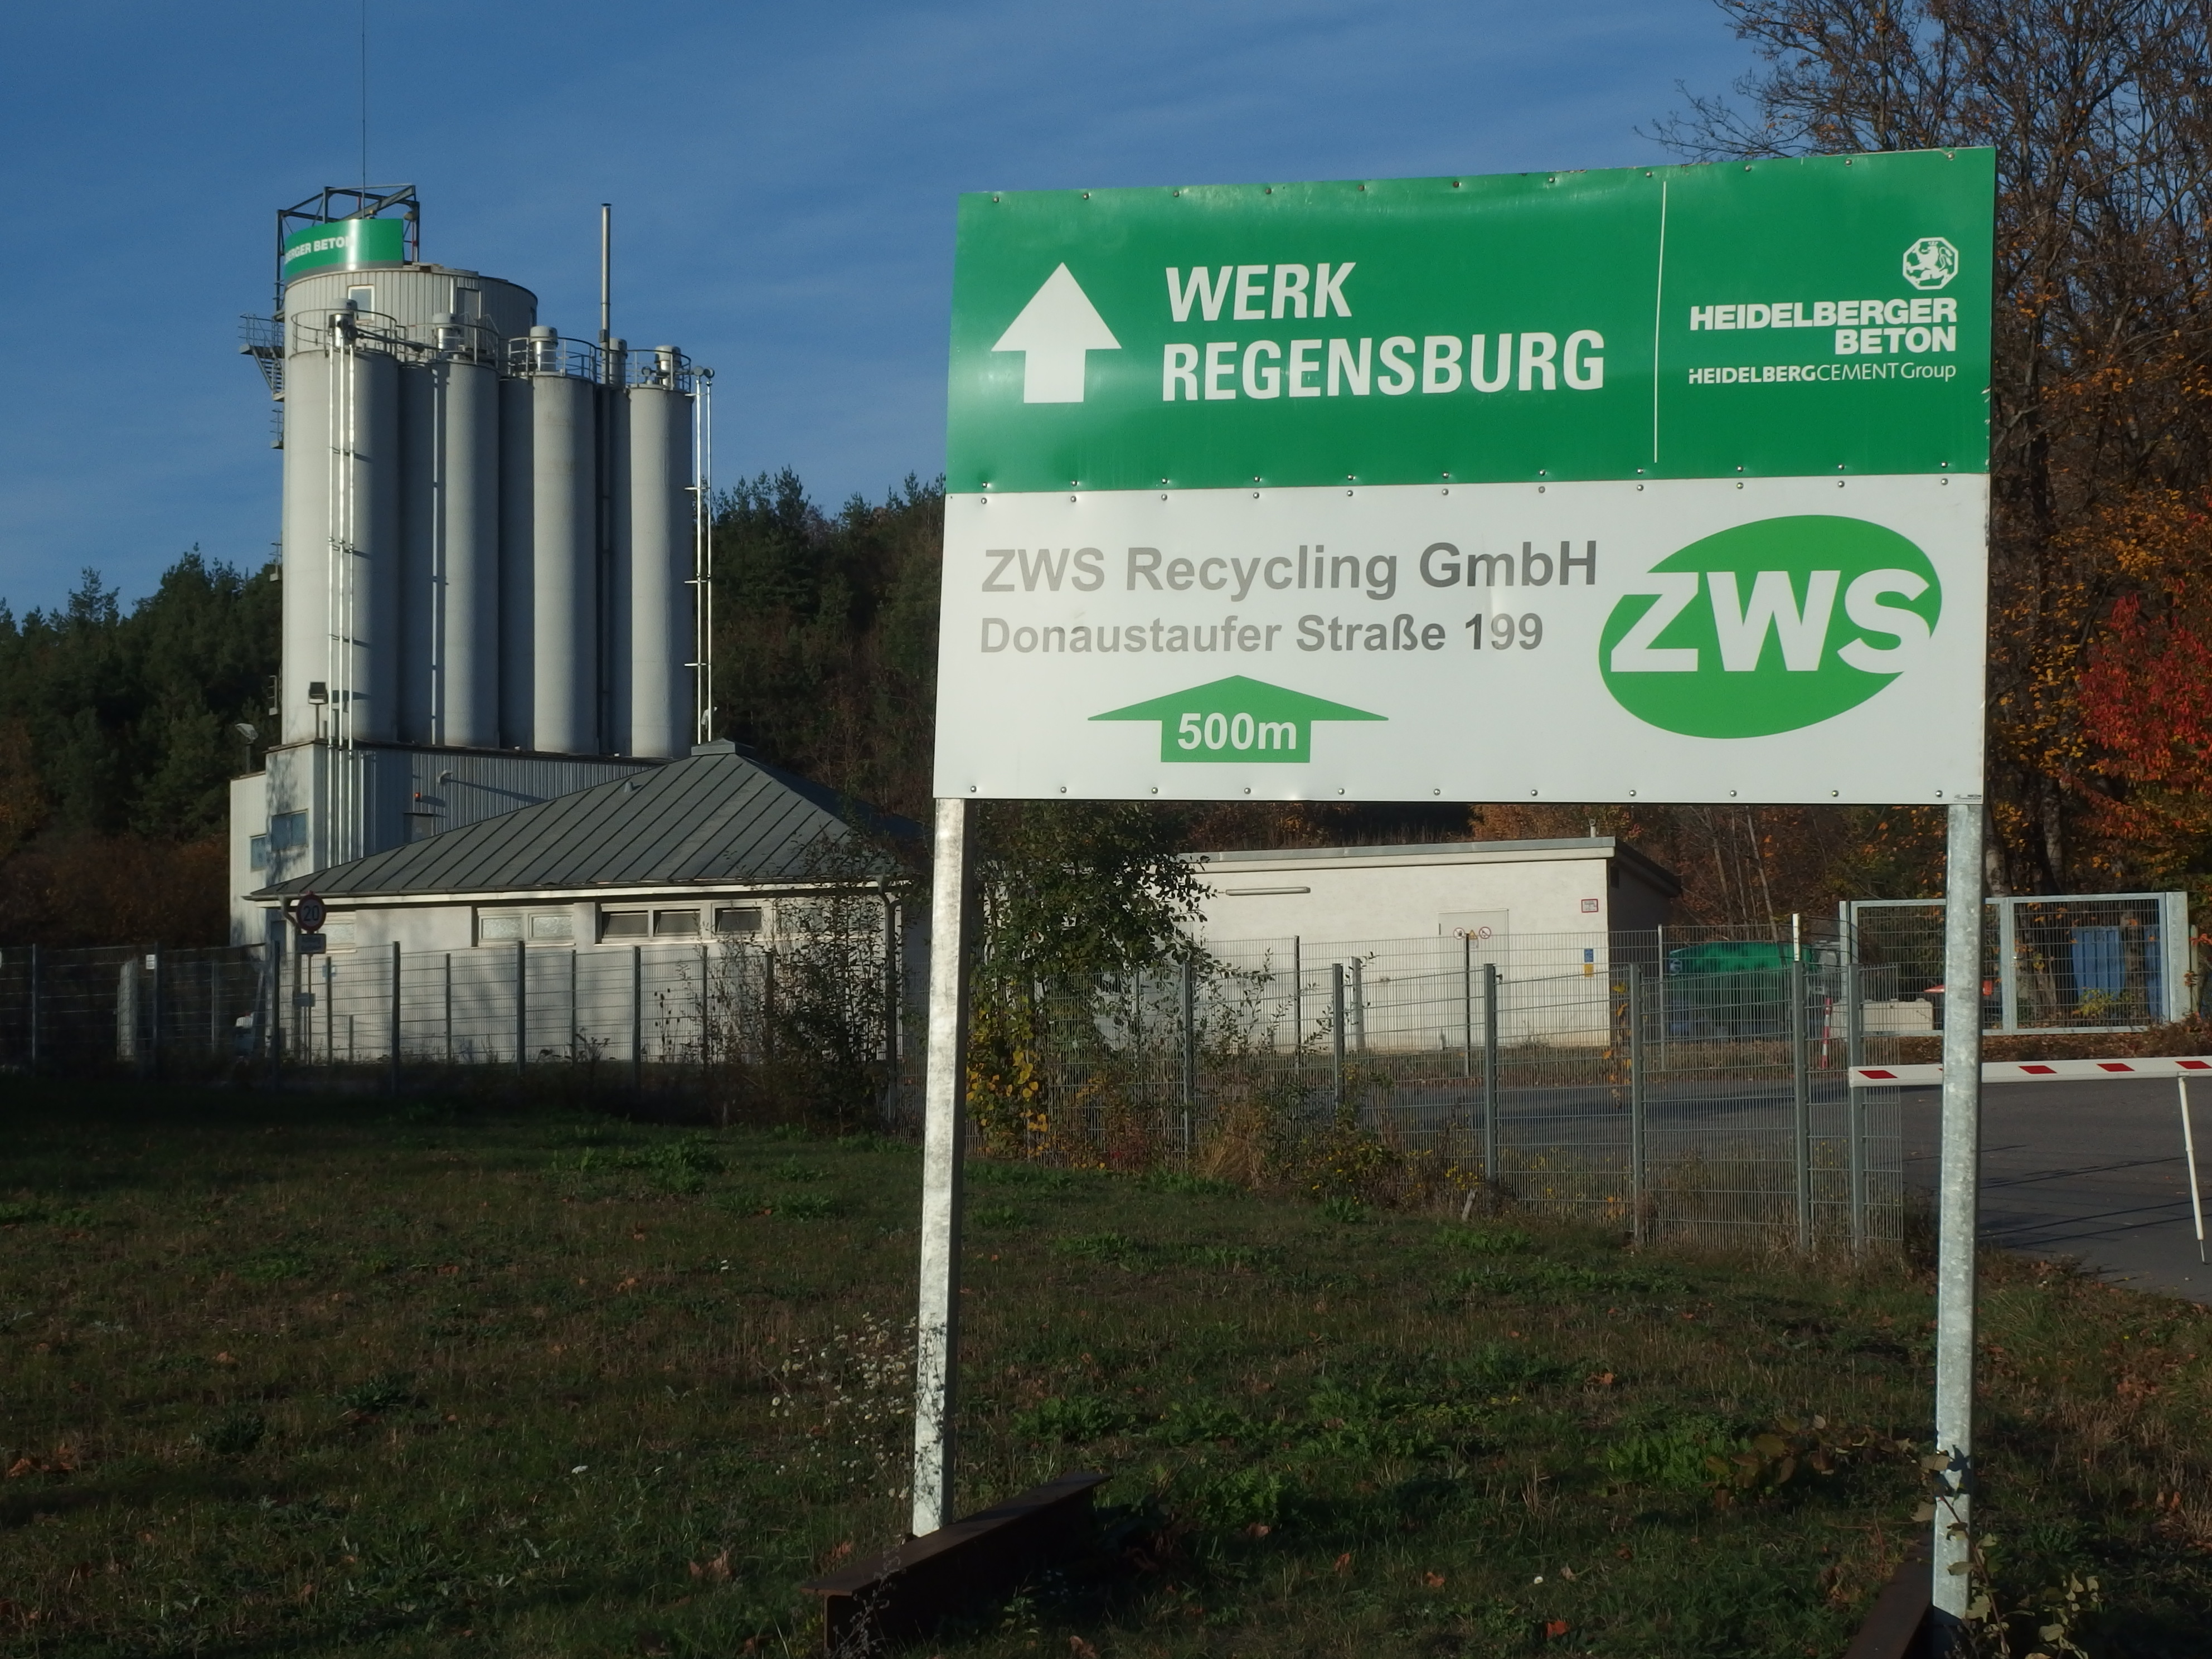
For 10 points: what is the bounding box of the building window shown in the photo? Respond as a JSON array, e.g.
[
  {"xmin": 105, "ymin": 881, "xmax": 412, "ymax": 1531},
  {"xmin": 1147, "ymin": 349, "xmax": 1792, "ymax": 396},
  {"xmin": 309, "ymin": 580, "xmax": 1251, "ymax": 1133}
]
[
  {"xmin": 715, "ymin": 906, "xmax": 763, "ymax": 935},
  {"xmin": 478, "ymin": 911, "xmax": 523, "ymax": 943},
  {"xmin": 269, "ymin": 811, "xmax": 307, "ymax": 851},
  {"xmin": 347, "ymin": 284, "xmax": 375, "ymax": 312},
  {"xmin": 248, "ymin": 835, "xmax": 269, "ymax": 871},
  {"xmin": 530, "ymin": 913, "xmax": 575, "ymax": 942},
  {"xmin": 653, "ymin": 909, "xmax": 700, "ymax": 937},
  {"xmin": 600, "ymin": 910, "xmax": 648, "ymax": 940}
]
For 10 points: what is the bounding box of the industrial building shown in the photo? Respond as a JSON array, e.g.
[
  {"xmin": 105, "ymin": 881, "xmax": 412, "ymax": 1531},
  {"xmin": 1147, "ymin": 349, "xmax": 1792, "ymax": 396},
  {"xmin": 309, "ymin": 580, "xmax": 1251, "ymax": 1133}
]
[
  {"xmin": 1189, "ymin": 836, "xmax": 1679, "ymax": 949},
  {"xmin": 229, "ymin": 186, "xmax": 716, "ymax": 945}
]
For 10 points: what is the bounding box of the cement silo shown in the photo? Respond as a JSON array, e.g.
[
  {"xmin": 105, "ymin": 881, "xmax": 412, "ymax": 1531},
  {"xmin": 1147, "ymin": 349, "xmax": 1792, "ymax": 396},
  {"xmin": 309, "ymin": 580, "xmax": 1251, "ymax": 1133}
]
[
  {"xmin": 626, "ymin": 346, "xmax": 696, "ymax": 758},
  {"xmin": 509, "ymin": 329, "xmax": 600, "ymax": 754},
  {"xmin": 236, "ymin": 186, "xmax": 713, "ymax": 925}
]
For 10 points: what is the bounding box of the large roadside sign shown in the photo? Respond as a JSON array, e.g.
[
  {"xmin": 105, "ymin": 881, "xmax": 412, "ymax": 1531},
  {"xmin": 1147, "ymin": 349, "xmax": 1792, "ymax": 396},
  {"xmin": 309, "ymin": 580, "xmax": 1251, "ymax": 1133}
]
[{"xmin": 932, "ymin": 151, "xmax": 1993, "ymax": 804}]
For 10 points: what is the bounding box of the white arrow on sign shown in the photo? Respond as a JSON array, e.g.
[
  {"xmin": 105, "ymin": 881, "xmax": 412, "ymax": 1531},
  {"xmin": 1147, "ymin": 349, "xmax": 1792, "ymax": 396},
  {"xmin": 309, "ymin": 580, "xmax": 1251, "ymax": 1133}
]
[{"xmin": 991, "ymin": 264, "xmax": 1120, "ymax": 403}]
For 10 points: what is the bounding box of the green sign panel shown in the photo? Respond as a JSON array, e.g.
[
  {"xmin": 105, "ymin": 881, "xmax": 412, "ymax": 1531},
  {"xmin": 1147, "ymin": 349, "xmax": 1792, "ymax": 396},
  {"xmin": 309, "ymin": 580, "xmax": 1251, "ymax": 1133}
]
[
  {"xmin": 945, "ymin": 151, "xmax": 1992, "ymax": 492},
  {"xmin": 282, "ymin": 217, "xmax": 407, "ymax": 281}
]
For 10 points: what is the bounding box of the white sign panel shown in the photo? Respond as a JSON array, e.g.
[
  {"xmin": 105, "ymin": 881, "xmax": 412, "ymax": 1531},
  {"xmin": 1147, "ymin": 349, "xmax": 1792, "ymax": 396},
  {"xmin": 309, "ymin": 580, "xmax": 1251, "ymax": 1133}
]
[{"xmin": 934, "ymin": 476, "xmax": 1987, "ymax": 804}]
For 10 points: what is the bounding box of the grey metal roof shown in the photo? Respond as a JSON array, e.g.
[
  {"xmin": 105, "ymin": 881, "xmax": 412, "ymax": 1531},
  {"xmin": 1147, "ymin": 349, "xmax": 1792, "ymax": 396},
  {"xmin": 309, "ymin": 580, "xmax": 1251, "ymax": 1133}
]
[{"xmin": 254, "ymin": 745, "xmax": 913, "ymax": 900}]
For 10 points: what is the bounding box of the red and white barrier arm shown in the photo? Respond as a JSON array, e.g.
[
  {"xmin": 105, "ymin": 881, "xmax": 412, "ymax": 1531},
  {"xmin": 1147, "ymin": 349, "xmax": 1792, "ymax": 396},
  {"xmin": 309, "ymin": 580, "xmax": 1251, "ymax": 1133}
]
[{"xmin": 1850, "ymin": 1056, "xmax": 2212, "ymax": 1086}]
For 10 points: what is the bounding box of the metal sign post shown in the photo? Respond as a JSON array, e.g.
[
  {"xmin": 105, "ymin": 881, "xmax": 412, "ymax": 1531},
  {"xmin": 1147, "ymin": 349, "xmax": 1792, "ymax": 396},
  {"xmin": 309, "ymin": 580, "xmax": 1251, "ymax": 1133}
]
[
  {"xmin": 910, "ymin": 797, "xmax": 976, "ymax": 1536},
  {"xmin": 1930, "ymin": 804, "xmax": 1985, "ymax": 1638}
]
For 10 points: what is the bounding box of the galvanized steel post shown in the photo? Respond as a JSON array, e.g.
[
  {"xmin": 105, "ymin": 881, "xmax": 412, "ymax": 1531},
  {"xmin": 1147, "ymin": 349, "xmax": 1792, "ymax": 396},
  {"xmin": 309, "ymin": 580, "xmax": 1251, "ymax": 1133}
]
[
  {"xmin": 630, "ymin": 944, "xmax": 643, "ymax": 1095},
  {"xmin": 1996, "ymin": 895, "xmax": 2018, "ymax": 1034},
  {"xmin": 1791, "ymin": 948, "xmax": 1812, "ymax": 1251},
  {"xmin": 1330, "ymin": 963, "xmax": 1346, "ymax": 1105},
  {"xmin": 443, "ymin": 952, "xmax": 453, "ymax": 1067},
  {"xmin": 388, "ymin": 941, "xmax": 401, "ymax": 1094},
  {"xmin": 1847, "ymin": 962, "xmax": 1867, "ymax": 1254},
  {"xmin": 1180, "ymin": 955, "xmax": 1197, "ymax": 1164},
  {"xmin": 701, "ymin": 945, "xmax": 714, "ymax": 1070},
  {"xmin": 515, "ymin": 938, "xmax": 527, "ymax": 1072},
  {"xmin": 1349, "ymin": 957, "xmax": 1366, "ymax": 1052},
  {"xmin": 27, "ymin": 943, "xmax": 40, "ymax": 1071},
  {"xmin": 1482, "ymin": 963, "xmax": 1500, "ymax": 1190},
  {"xmin": 1291, "ymin": 937, "xmax": 1302, "ymax": 1083},
  {"xmin": 1462, "ymin": 933, "xmax": 1474, "ymax": 1079},
  {"xmin": 911, "ymin": 797, "xmax": 976, "ymax": 1537},
  {"xmin": 149, "ymin": 946, "xmax": 164, "ymax": 1080},
  {"xmin": 1628, "ymin": 964, "xmax": 1646, "ymax": 1248},
  {"xmin": 1930, "ymin": 801, "xmax": 1986, "ymax": 1641}
]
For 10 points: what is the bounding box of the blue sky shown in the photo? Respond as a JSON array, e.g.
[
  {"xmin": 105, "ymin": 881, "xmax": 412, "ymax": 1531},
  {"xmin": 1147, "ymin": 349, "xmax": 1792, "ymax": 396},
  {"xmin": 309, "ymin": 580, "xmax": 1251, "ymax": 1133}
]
[{"xmin": 0, "ymin": 1, "xmax": 1757, "ymax": 617}]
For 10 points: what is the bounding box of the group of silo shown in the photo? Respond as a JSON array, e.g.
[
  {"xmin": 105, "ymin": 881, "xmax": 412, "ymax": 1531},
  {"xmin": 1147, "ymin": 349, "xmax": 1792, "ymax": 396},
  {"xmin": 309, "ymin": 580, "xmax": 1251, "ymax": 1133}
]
[{"xmin": 276, "ymin": 258, "xmax": 697, "ymax": 761}]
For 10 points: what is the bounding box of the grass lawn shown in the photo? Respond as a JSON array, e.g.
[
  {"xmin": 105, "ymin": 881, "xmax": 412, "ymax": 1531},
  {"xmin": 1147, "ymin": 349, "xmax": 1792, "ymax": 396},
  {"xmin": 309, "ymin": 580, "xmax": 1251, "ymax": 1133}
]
[{"xmin": 1, "ymin": 1082, "xmax": 2206, "ymax": 1657}]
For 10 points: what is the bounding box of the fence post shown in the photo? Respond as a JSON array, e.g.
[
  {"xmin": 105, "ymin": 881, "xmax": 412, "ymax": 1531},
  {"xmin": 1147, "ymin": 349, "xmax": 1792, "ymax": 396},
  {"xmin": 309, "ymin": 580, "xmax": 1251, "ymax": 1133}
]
[
  {"xmin": 1462, "ymin": 933, "xmax": 1474, "ymax": 1080},
  {"xmin": 1180, "ymin": 955, "xmax": 1197, "ymax": 1167},
  {"xmin": 515, "ymin": 938, "xmax": 527, "ymax": 1074},
  {"xmin": 389, "ymin": 941, "xmax": 402, "ymax": 1095},
  {"xmin": 1629, "ymin": 964, "xmax": 1646, "ymax": 1248},
  {"xmin": 568, "ymin": 947, "xmax": 579, "ymax": 1064},
  {"xmin": 324, "ymin": 955, "xmax": 334, "ymax": 1066},
  {"xmin": 1483, "ymin": 963, "xmax": 1500, "ymax": 1191},
  {"xmin": 1791, "ymin": 946, "xmax": 1812, "ymax": 1251},
  {"xmin": 270, "ymin": 918, "xmax": 287, "ymax": 1081},
  {"xmin": 208, "ymin": 954, "xmax": 224, "ymax": 1059},
  {"xmin": 882, "ymin": 894, "xmax": 901, "ymax": 1123},
  {"xmin": 1847, "ymin": 961, "xmax": 1867, "ymax": 1254},
  {"xmin": 707, "ymin": 944, "xmax": 720, "ymax": 1071},
  {"xmin": 444, "ymin": 952, "xmax": 453, "ymax": 1067},
  {"xmin": 1330, "ymin": 963, "xmax": 1346, "ymax": 1107},
  {"xmin": 1655, "ymin": 922, "xmax": 1667, "ymax": 1074},
  {"xmin": 27, "ymin": 943, "xmax": 40, "ymax": 1072},
  {"xmin": 1997, "ymin": 894, "xmax": 2019, "ymax": 1034},
  {"xmin": 1350, "ymin": 957, "xmax": 1366, "ymax": 1052},
  {"xmin": 149, "ymin": 946, "xmax": 164, "ymax": 1080},
  {"xmin": 1291, "ymin": 936, "xmax": 1302, "ymax": 1083},
  {"xmin": 631, "ymin": 944, "xmax": 644, "ymax": 1095}
]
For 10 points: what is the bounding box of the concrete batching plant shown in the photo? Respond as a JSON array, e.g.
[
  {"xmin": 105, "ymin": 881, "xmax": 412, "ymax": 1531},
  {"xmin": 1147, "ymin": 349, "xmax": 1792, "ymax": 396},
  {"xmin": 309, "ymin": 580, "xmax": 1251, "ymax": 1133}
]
[{"xmin": 228, "ymin": 186, "xmax": 714, "ymax": 939}]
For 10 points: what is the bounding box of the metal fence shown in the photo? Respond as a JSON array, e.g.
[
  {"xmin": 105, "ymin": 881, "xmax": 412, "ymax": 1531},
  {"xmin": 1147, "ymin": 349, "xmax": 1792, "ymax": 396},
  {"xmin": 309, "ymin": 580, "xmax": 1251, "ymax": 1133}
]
[
  {"xmin": 998, "ymin": 923, "xmax": 1907, "ymax": 1252},
  {"xmin": 0, "ymin": 939, "xmax": 880, "ymax": 1090},
  {"xmin": 0, "ymin": 921, "xmax": 1939, "ymax": 1253},
  {"xmin": 1841, "ymin": 891, "xmax": 2190, "ymax": 1033}
]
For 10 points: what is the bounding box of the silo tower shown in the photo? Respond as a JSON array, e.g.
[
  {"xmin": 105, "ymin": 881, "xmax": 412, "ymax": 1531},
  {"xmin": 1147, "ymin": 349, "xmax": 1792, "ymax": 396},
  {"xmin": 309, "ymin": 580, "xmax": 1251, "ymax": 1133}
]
[{"xmin": 229, "ymin": 186, "xmax": 714, "ymax": 931}]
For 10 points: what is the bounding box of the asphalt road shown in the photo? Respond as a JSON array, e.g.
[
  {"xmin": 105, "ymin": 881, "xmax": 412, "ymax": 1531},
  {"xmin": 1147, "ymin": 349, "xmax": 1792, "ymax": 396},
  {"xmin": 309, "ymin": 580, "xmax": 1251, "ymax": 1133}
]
[{"xmin": 1901, "ymin": 1078, "xmax": 2212, "ymax": 1304}]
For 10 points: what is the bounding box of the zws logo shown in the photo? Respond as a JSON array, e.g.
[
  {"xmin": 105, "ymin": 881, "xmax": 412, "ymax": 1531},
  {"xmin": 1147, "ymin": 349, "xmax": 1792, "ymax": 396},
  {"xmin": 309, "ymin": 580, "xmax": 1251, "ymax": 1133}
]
[{"xmin": 1599, "ymin": 516, "xmax": 1941, "ymax": 739}]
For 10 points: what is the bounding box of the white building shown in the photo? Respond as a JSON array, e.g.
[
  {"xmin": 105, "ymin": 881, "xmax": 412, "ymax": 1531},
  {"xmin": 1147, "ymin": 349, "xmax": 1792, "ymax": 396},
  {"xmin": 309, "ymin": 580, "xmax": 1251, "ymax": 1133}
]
[
  {"xmin": 1186, "ymin": 836, "xmax": 1681, "ymax": 1052},
  {"xmin": 1191, "ymin": 836, "xmax": 1677, "ymax": 952}
]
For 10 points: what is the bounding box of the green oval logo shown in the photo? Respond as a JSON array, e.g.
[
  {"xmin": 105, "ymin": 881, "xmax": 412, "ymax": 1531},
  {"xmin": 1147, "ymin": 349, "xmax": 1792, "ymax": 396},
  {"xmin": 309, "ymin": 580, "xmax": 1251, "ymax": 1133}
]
[{"xmin": 1598, "ymin": 515, "xmax": 1942, "ymax": 738}]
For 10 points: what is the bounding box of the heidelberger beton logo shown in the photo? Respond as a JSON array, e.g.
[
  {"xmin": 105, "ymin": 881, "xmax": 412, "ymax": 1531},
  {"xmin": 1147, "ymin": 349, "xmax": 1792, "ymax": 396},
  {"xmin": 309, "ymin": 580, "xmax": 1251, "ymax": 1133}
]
[
  {"xmin": 1902, "ymin": 236, "xmax": 1960, "ymax": 290},
  {"xmin": 1093, "ymin": 676, "xmax": 1382, "ymax": 762},
  {"xmin": 1598, "ymin": 516, "xmax": 1942, "ymax": 739}
]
